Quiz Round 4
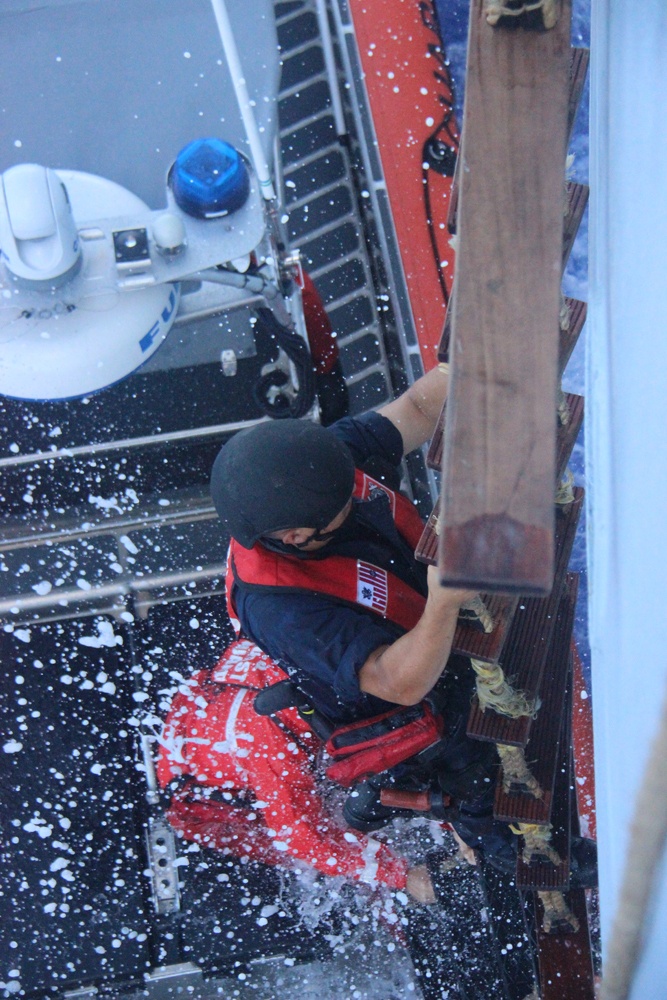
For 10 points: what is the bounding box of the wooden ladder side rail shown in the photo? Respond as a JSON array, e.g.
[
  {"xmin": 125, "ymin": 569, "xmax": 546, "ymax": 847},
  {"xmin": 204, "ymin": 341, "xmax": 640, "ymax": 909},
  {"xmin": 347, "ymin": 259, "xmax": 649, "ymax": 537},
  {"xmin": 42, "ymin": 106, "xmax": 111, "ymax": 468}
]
[
  {"xmin": 437, "ymin": 192, "xmax": 587, "ymax": 373},
  {"xmin": 444, "ymin": 43, "xmax": 588, "ymax": 242},
  {"xmin": 534, "ymin": 887, "xmax": 596, "ymax": 1000},
  {"xmin": 432, "ymin": 299, "xmax": 586, "ymax": 470},
  {"xmin": 437, "ymin": 0, "xmax": 572, "ymax": 594},
  {"xmin": 417, "ymin": 408, "xmax": 583, "ymax": 665},
  {"xmin": 465, "ymin": 486, "xmax": 583, "ymax": 743},
  {"xmin": 516, "ymin": 677, "xmax": 573, "ymax": 891},
  {"xmin": 494, "ymin": 573, "xmax": 578, "ymax": 825}
]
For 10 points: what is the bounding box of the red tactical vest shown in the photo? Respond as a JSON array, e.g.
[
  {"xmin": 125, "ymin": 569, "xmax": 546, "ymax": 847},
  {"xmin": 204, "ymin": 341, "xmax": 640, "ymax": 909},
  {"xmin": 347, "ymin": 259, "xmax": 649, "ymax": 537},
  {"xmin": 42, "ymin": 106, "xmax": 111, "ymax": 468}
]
[{"xmin": 227, "ymin": 469, "xmax": 427, "ymax": 633}]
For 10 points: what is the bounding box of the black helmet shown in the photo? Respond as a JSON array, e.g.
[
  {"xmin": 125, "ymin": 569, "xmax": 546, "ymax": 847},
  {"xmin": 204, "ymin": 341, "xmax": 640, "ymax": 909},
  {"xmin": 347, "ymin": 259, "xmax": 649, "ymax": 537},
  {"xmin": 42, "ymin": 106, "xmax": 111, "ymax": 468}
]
[{"xmin": 210, "ymin": 420, "xmax": 356, "ymax": 548}]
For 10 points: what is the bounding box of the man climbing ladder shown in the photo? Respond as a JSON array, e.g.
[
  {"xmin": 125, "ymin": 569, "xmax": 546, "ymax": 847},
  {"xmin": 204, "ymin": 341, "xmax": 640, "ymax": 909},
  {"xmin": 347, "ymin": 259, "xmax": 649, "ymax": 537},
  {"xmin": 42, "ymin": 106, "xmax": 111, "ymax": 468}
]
[{"xmin": 208, "ymin": 364, "xmax": 596, "ymax": 890}]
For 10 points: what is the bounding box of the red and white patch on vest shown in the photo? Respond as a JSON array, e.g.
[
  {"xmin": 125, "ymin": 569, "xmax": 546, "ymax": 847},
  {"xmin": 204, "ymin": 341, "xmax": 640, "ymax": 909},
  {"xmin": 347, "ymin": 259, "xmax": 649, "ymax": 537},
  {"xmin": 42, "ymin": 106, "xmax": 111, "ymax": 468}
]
[
  {"xmin": 356, "ymin": 561, "xmax": 388, "ymax": 614},
  {"xmin": 360, "ymin": 473, "xmax": 396, "ymax": 516}
]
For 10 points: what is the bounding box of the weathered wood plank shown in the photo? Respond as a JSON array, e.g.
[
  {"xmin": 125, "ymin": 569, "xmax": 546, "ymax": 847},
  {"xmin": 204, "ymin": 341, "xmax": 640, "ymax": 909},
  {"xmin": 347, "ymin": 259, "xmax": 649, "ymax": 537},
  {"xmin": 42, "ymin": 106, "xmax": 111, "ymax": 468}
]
[
  {"xmin": 534, "ymin": 888, "xmax": 596, "ymax": 999},
  {"xmin": 444, "ymin": 43, "xmax": 587, "ymax": 242},
  {"xmin": 427, "ymin": 388, "xmax": 583, "ymax": 476},
  {"xmin": 494, "ymin": 574, "xmax": 578, "ymax": 824},
  {"xmin": 466, "ymin": 487, "xmax": 583, "ymax": 744},
  {"xmin": 438, "ymin": 0, "xmax": 573, "ymax": 594}
]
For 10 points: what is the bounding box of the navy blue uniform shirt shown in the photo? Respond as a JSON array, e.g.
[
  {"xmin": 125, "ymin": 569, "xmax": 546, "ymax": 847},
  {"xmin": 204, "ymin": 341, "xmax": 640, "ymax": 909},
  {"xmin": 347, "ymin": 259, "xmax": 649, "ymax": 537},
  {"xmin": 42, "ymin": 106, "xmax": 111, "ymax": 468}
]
[{"xmin": 232, "ymin": 411, "xmax": 428, "ymax": 724}]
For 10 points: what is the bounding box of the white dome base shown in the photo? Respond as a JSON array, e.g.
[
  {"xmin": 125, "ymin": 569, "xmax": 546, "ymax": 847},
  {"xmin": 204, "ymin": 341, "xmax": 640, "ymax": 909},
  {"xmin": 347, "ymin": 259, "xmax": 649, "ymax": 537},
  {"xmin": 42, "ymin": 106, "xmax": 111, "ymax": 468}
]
[{"xmin": 0, "ymin": 169, "xmax": 179, "ymax": 400}]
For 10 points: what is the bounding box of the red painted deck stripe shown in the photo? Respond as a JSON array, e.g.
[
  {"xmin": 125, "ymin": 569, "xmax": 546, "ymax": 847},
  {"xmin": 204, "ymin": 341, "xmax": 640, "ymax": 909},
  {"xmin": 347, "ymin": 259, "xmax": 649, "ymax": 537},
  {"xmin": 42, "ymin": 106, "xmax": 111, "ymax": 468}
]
[
  {"xmin": 572, "ymin": 641, "xmax": 597, "ymax": 840},
  {"xmin": 347, "ymin": 0, "xmax": 459, "ymax": 370}
]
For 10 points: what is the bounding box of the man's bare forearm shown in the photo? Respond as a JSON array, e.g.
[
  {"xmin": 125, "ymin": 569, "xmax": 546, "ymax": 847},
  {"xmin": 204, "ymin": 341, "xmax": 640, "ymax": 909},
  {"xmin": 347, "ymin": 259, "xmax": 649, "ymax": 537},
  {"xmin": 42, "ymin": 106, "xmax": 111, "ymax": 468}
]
[
  {"xmin": 378, "ymin": 365, "xmax": 449, "ymax": 455},
  {"xmin": 359, "ymin": 579, "xmax": 470, "ymax": 706}
]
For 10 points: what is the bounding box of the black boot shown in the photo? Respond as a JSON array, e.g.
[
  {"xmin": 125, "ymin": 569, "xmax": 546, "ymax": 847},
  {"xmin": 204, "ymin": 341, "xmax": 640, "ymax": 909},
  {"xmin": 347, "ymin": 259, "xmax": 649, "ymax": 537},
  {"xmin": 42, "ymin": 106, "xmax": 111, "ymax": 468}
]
[
  {"xmin": 569, "ymin": 836, "xmax": 598, "ymax": 889},
  {"xmin": 343, "ymin": 777, "xmax": 415, "ymax": 832}
]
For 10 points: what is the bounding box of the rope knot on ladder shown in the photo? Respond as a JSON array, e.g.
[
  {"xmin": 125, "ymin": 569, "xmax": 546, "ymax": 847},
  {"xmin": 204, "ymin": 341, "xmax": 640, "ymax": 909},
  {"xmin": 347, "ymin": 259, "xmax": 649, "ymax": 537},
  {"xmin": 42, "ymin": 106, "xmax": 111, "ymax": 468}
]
[
  {"xmin": 515, "ymin": 822, "xmax": 562, "ymax": 866},
  {"xmin": 538, "ymin": 889, "xmax": 580, "ymax": 935},
  {"xmin": 471, "ymin": 659, "xmax": 540, "ymax": 718},
  {"xmin": 484, "ymin": 0, "xmax": 559, "ymax": 29},
  {"xmin": 459, "ymin": 595, "xmax": 495, "ymax": 633},
  {"xmin": 555, "ymin": 467, "xmax": 575, "ymax": 505},
  {"xmin": 497, "ymin": 744, "xmax": 544, "ymax": 798}
]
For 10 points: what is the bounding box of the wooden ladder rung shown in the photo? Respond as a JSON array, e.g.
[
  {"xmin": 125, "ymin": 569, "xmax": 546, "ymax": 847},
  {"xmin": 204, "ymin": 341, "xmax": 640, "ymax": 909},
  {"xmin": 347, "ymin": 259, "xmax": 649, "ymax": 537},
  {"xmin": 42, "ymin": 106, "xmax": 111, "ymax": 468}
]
[
  {"xmin": 534, "ymin": 888, "xmax": 596, "ymax": 999},
  {"xmin": 416, "ymin": 455, "xmax": 581, "ymax": 667},
  {"xmin": 563, "ymin": 182, "xmax": 590, "ymax": 269},
  {"xmin": 559, "ymin": 297, "xmax": 587, "ymax": 373},
  {"xmin": 567, "ymin": 47, "xmax": 590, "ymax": 144},
  {"xmin": 494, "ymin": 574, "xmax": 578, "ymax": 824},
  {"xmin": 466, "ymin": 487, "xmax": 583, "ymax": 744},
  {"xmin": 516, "ymin": 696, "xmax": 572, "ymax": 890}
]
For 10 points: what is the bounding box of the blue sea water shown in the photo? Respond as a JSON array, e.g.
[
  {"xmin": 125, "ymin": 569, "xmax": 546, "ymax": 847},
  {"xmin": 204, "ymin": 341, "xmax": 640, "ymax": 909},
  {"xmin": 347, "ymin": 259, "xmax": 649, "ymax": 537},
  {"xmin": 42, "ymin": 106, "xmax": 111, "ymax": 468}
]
[{"xmin": 435, "ymin": 0, "xmax": 592, "ymax": 673}]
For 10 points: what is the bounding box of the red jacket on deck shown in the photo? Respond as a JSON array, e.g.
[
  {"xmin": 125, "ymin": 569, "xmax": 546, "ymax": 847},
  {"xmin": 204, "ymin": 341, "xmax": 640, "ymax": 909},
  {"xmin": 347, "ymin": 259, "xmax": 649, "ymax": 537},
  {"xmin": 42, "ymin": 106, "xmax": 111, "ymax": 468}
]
[{"xmin": 156, "ymin": 640, "xmax": 408, "ymax": 890}]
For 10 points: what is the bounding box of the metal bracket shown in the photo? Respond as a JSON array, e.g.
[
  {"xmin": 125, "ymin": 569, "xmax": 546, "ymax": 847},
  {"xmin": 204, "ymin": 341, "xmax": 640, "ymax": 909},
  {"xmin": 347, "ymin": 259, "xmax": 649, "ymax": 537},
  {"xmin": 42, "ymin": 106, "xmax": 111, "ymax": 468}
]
[{"xmin": 144, "ymin": 815, "xmax": 181, "ymax": 916}]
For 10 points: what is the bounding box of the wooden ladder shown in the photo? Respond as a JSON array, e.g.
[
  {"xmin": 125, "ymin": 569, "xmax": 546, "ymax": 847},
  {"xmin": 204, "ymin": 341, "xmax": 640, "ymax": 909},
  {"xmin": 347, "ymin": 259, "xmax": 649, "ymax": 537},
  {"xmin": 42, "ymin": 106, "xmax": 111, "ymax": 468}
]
[{"xmin": 412, "ymin": 3, "xmax": 595, "ymax": 996}]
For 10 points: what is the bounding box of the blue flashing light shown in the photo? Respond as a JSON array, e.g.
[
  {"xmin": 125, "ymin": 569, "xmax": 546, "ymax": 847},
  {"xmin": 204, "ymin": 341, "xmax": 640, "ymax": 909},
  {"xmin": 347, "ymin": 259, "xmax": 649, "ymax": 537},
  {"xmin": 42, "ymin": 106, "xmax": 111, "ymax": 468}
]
[{"xmin": 170, "ymin": 138, "xmax": 250, "ymax": 219}]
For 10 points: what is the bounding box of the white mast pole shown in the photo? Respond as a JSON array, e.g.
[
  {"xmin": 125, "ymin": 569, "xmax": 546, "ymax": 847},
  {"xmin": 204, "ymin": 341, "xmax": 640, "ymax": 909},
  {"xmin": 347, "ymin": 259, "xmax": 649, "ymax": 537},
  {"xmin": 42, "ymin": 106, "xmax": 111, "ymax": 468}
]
[{"xmin": 209, "ymin": 0, "xmax": 277, "ymax": 202}]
